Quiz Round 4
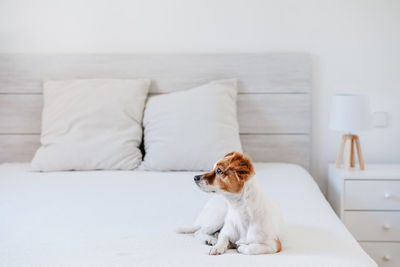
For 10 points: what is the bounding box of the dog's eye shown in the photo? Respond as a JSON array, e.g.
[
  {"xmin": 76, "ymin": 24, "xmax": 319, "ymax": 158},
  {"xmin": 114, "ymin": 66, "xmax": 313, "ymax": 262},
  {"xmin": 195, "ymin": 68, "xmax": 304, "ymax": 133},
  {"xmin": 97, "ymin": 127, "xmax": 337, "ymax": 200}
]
[
  {"xmin": 216, "ymin": 168, "xmax": 223, "ymax": 175},
  {"xmin": 237, "ymin": 170, "xmax": 248, "ymax": 174}
]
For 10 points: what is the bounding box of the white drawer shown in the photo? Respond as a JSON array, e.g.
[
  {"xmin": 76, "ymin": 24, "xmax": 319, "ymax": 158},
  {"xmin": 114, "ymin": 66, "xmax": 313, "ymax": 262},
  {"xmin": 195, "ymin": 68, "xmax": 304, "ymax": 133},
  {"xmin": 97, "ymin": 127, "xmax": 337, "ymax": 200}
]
[
  {"xmin": 344, "ymin": 211, "xmax": 400, "ymax": 241},
  {"xmin": 360, "ymin": 242, "xmax": 400, "ymax": 267},
  {"xmin": 344, "ymin": 180, "xmax": 400, "ymax": 210}
]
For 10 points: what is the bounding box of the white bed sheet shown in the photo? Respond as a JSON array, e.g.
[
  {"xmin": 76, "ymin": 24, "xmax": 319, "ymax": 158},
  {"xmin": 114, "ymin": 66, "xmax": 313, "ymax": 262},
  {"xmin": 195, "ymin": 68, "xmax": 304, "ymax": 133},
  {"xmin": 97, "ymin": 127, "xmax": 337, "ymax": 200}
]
[{"xmin": 0, "ymin": 163, "xmax": 376, "ymax": 267}]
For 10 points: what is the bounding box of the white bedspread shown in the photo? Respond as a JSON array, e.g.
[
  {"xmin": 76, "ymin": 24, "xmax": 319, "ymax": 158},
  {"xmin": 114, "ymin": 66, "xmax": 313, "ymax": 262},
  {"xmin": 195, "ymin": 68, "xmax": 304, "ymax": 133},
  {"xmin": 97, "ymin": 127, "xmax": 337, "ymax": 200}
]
[{"xmin": 0, "ymin": 163, "xmax": 376, "ymax": 267}]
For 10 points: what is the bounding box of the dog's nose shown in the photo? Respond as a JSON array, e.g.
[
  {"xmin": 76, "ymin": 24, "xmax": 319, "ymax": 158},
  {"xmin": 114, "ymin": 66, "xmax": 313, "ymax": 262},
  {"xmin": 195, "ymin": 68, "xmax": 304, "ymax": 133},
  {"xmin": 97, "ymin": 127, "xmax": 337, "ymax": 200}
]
[{"xmin": 194, "ymin": 175, "xmax": 201, "ymax": 182}]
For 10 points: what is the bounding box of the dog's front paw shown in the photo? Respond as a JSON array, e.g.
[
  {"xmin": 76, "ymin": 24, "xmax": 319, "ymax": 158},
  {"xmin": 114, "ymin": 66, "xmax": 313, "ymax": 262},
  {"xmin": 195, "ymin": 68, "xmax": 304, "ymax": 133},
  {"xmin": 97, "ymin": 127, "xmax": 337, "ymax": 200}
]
[
  {"xmin": 209, "ymin": 245, "xmax": 227, "ymax": 255},
  {"xmin": 237, "ymin": 244, "xmax": 248, "ymax": 254},
  {"xmin": 205, "ymin": 237, "xmax": 217, "ymax": 246}
]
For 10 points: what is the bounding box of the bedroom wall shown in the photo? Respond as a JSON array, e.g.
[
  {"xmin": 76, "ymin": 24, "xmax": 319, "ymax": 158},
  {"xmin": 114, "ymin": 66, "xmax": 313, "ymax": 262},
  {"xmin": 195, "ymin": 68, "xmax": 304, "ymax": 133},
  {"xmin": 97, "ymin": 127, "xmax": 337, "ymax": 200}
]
[{"xmin": 1, "ymin": 0, "xmax": 399, "ymax": 195}]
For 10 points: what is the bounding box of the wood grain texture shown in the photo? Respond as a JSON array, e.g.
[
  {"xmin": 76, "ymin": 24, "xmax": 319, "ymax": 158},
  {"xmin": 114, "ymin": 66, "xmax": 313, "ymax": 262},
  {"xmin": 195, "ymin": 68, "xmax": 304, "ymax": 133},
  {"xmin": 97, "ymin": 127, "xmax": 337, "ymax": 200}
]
[
  {"xmin": 0, "ymin": 134, "xmax": 310, "ymax": 168},
  {"xmin": 238, "ymin": 94, "xmax": 310, "ymax": 134},
  {"xmin": 0, "ymin": 54, "xmax": 311, "ymax": 94},
  {"xmin": 241, "ymin": 134, "xmax": 310, "ymax": 169},
  {"xmin": 0, "ymin": 94, "xmax": 310, "ymax": 134},
  {"xmin": 0, "ymin": 95, "xmax": 42, "ymax": 133},
  {"xmin": 0, "ymin": 135, "xmax": 40, "ymax": 162}
]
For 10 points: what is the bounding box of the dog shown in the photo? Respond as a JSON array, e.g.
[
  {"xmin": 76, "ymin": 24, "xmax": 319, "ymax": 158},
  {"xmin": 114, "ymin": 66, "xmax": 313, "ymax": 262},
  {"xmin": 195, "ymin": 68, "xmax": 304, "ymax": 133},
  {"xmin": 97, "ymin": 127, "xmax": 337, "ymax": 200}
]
[{"xmin": 177, "ymin": 152, "xmax": 283, "ymax": 255}]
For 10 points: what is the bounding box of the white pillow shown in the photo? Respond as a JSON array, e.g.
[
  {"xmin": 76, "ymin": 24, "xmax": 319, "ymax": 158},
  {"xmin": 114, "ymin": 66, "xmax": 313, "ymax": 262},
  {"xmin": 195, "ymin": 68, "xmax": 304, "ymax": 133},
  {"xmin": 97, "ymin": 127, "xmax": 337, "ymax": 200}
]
[
  {"xmin": 30, "ymin": 79, "xmax": 150, "ymax": 171},
  {"xmin": 142, "ymin": 79, "xmax": 242, "ymax": 171}
]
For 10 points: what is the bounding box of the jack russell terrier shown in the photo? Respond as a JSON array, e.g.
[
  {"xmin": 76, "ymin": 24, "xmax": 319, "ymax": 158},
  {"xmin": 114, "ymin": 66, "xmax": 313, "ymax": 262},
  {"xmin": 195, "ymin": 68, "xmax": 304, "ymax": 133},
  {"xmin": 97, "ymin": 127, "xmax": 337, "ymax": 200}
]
[{"xmin": 177, "ymin": 152, "xmax": 283, "ymax": 255}]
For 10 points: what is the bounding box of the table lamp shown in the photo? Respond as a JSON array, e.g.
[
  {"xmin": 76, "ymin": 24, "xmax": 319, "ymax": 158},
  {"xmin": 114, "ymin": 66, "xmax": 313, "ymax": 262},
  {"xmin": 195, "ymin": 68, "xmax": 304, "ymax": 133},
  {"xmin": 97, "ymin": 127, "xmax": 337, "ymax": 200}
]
[{"xmin": 329, "ymin": 94, "xmax": 371, "ymax": 171}]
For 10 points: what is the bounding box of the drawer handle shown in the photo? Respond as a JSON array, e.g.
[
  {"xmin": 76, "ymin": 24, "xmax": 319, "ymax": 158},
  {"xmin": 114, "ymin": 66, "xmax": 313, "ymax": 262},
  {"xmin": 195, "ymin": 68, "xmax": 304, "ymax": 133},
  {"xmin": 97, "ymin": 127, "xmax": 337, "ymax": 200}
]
[
  {"xmin": 384, "ymin": 192, "xmax": 392, "ymax": 199},
  {"xmin": 383, "ymin": 254, "xmax": 391, "ymax": 261},
  {"xmin": 382, "ymin": 224, "xmax": 391, "ymax": 230}
]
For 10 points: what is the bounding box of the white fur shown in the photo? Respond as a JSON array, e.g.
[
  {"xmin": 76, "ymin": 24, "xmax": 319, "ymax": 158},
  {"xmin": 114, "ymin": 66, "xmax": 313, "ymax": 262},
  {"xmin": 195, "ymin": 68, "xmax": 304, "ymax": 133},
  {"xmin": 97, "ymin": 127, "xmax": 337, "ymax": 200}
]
[
  {"xmin": 178, "ymin": 175, "xmax": 283, "ymax": 255},
  {"xmin": 176, "ymin": 195, "xmax": 226, "ymax": 246}
]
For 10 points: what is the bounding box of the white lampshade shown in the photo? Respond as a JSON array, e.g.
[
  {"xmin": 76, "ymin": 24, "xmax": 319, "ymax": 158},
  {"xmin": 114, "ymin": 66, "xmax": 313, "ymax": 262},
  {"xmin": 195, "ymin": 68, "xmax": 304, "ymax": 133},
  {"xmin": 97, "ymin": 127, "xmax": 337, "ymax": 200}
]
[{"xmin": 329, "ymin": 94, "xmax": 371, "ymax": 132}]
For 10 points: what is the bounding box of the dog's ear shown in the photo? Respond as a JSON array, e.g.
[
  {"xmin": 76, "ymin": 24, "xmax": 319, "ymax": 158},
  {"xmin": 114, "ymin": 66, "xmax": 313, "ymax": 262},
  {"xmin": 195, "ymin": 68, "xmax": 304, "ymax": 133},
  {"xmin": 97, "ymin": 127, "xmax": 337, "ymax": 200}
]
[
  {"xmin": 230, "ymin": 153, "xmax": 255, "ymax": 180},
  {"xmin": 224, "ymin": 152, "xmax": 235, "ymax": 158}
]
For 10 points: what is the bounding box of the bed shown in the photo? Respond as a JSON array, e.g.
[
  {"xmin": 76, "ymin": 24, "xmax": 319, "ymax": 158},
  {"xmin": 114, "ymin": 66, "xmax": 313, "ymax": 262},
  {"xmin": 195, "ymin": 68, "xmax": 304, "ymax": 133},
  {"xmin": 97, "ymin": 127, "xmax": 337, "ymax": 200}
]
[
  {"xmin": 0, "ymin": 54, "xmax": 376, "ymax": 266},
  {"xmin": 0, "ymin": 162, "xmax": 376, "ymax": 267}
]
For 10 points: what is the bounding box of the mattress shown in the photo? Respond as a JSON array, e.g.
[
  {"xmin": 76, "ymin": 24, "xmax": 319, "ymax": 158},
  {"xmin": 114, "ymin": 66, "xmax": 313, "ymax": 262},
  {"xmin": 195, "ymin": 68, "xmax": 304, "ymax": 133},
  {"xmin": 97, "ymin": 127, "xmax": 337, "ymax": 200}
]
[{"xmin": 0, "ymin": 163, "xmax": 376, "ymax": 267}]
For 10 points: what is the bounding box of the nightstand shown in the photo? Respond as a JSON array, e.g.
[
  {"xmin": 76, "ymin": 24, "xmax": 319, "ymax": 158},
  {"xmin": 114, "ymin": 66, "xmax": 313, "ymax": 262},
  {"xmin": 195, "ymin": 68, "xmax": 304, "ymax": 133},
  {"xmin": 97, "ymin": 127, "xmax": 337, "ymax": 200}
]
[{"xmin": 328, "ymin": 164, "xmax": 400, "ymax": 267}]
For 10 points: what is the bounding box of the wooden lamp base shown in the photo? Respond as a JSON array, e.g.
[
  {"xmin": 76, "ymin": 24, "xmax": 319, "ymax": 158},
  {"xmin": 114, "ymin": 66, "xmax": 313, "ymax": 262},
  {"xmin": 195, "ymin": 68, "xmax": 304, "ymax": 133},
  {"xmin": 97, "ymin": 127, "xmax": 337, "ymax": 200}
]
[{"xmin": 335, "ymin": 134, "xmax": 365, "ymax": 171}]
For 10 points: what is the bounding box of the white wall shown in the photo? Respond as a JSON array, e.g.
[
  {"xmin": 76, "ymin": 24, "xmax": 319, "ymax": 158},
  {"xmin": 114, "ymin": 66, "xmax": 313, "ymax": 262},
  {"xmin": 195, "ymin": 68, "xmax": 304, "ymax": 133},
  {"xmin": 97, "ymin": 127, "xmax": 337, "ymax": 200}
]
[{"xmin": 1, "ymin": 0, "xmax": 399, "ymax": 194}]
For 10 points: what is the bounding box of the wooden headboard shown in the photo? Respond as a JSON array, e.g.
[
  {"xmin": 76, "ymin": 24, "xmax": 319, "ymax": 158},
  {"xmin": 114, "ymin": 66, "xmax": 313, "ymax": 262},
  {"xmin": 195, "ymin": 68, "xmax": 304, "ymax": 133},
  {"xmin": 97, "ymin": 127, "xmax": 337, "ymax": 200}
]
[{"xmin": 0, "ymin": 54, "xmax": 311, "ymax": 169}]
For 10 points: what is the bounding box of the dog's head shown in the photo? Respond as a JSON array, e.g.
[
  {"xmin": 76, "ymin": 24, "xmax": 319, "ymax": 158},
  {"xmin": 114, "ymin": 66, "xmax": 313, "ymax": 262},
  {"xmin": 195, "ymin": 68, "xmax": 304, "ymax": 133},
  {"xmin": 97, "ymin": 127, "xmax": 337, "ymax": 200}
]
[{"xmin": 194, "ymin": 152, "xmax": 255, "ymax": 194}]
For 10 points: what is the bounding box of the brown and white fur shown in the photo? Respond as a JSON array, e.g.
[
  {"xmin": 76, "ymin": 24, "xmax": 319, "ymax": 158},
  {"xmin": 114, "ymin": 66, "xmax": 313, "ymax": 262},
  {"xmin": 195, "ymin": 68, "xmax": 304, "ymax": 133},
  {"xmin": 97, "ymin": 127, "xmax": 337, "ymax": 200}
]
[{"xmin": 177, "ymin": 152, "xmax": 283, "ymax": 255}]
